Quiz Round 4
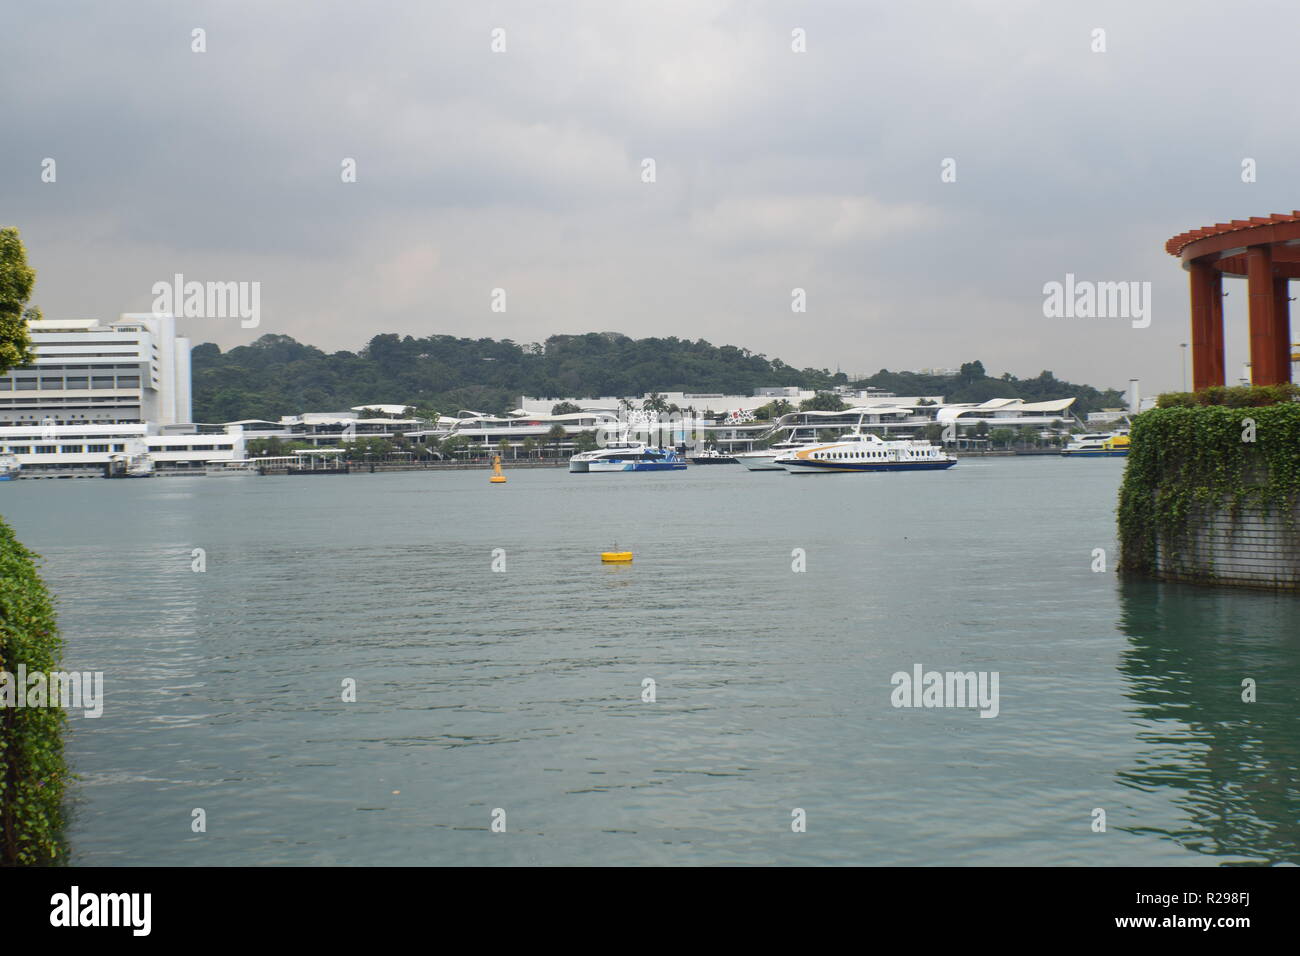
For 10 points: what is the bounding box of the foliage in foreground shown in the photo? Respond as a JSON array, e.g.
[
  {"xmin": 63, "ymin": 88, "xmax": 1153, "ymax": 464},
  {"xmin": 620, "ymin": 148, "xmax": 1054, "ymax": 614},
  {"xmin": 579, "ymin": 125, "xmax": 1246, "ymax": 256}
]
[
  {"xmin": 0, "ymin": 517, "xmax": 67, "ymax": 866},
  {"xmin": 1117, "ymin": 403, "xmax": 1300, "ymax": 577}
]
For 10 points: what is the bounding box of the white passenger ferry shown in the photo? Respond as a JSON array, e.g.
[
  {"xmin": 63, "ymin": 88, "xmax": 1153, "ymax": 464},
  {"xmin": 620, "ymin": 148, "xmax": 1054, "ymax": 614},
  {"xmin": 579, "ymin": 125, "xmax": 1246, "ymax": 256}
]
[
  {"xmin": 774, "ymin": 433, "xmax": 956, "ymax": 474},
  {"xmin": 568, "ymin": 440, "xmax": 687, "ymax": 473},
  {"xmin": 735, "ymin": 439, "xmax": 820, "ymax": 471},
  {"xmin": 1060, "ymin": 430, "xmax": 1130, "ymax": 457}
]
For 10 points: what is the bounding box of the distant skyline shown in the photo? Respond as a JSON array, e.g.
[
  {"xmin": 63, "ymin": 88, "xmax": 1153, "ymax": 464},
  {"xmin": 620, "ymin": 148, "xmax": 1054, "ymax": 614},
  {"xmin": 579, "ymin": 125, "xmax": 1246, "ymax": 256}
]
[{"xmin": 4, "ymin": 1, "xmax": 1300, "ymax": 393}]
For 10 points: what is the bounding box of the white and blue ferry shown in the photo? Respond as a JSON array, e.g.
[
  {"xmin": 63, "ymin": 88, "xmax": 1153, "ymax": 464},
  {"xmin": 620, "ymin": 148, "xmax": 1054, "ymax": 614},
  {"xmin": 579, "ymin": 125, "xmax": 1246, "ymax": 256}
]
[
  {"xmin": 569, "ymin": 441, "xmax": 687, "ymax": 473},
  {"xmin": 774, "ymin": 432, "xmax": 956, "ymax": 474}
]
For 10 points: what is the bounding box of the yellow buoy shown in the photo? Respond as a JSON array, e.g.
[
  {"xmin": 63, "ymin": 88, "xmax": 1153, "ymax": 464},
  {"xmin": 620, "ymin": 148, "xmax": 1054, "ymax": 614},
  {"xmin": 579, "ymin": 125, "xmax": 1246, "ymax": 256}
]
[
  {"xmin": 489, "ymin": 454, "xmax": 507, "ymax": 483},
  {"xmin": 601, "ymin": 551, "xmax": 633, "ymax": 563}
]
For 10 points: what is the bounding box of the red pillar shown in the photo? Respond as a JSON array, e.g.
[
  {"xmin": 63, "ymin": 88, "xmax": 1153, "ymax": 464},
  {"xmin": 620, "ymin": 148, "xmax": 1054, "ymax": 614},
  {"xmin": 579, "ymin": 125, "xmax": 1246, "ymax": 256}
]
[
  {"xmin": 1273, "ymin": 276, "xmax": 1292, "ymax": 384},
  {"xmin": 1188, "ymin": 260, "xmax": 1221, "ymax": 390},
  {"xmin": 1207, "ymin": 268, "xmax": 1225, "ymax": 386},
  {"xmin": 1247, "ymin": 245, "xmax": 1283, "ymax": 385}
]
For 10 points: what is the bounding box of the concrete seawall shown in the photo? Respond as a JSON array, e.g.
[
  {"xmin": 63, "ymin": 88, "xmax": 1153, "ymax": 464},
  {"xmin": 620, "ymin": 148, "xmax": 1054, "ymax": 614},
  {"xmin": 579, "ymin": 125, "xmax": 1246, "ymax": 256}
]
[
  {"xmin": 1153, "ymin": 503, "xmax": 1300, "ymax": 590},
  {"xmin": 1117, "ymin": 402, "xmax": 1300, "ymax": 592}
]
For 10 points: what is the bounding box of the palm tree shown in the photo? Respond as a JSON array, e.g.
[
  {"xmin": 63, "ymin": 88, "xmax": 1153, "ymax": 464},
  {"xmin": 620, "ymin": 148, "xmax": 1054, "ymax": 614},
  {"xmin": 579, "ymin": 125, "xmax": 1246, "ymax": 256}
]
[
  {"xmin": 546, "ymin": 423, "xmax": 568, "ymax": 458},
  {"xmin": 640, "ymin": 392, "xmax": 672, "ymax": 447}
]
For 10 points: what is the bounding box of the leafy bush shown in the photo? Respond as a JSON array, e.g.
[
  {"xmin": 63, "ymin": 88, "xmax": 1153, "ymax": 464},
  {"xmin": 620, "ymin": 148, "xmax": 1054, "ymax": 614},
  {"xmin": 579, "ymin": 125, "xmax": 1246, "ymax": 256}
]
[
  {"xmin": 1118, "ymin": 404, "xmax": 1300, "ymax": 576},
  {"xmin": 0, "ymin": 517, "xmax": 66, "ymax": 865},
  {"xmin": 1156, "ymin": 383, "xmax": 1300, "ymax": 408}
]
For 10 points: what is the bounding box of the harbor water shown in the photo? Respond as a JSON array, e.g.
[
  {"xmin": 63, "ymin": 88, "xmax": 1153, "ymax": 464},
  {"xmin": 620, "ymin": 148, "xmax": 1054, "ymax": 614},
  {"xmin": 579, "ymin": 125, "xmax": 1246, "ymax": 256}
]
[{"xmin": 3, "ymin": 457, "xmax": 1298, "ymax": 865}]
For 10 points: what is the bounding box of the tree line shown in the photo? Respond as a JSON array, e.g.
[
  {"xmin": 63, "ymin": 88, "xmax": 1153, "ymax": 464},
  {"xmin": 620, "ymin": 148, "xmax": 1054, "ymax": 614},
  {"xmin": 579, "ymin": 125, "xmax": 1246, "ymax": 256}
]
[{"xmin": 192, "ymin": 334, "xmax": 1128, "ymax": 423}]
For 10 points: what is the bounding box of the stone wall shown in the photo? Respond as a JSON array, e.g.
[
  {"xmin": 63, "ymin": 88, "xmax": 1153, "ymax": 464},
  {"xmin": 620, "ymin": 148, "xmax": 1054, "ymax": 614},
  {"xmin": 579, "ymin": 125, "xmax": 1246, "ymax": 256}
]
[{"xmin": 1153, "ymin": 502, "xmax": 1300, "ymax": 590}]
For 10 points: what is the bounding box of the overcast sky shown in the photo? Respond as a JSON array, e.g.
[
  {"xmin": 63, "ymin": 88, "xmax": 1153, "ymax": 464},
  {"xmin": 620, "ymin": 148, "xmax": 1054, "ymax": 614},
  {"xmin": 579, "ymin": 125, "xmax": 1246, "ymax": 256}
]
[{"xmin": 4, "ymin": 0, "xmax": 1299, "ymax": 394}]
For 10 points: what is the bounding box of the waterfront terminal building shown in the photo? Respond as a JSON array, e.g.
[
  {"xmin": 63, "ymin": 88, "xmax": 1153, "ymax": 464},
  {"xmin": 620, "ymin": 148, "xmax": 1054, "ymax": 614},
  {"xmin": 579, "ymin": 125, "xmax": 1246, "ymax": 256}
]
[{"xmin": 0, "ymin": 314, "xmax": 247, "ymax": 477}]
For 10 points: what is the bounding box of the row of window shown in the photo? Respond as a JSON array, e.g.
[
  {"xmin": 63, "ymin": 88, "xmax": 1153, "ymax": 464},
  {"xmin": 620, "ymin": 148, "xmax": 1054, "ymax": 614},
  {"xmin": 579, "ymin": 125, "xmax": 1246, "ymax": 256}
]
[
  {"xmin": 2, "ymin": 444, "xmax": 231, "ymax": 455},
  {"xmin": 0, "ymin": 376, "xmax": 141, "ymax": 391},
  {"xmin": 146, "ymin": 444, "xmax": 231, "ymax": 452},
  {"xmin": 18, "ymin": 362, "xmax": 146, "ymax": 369},
  {"xmin": 3, "ymin": 435, "xmax": 135, "ymax": 441},
  {"xmin": 0, "ymin": 400, "xmax": 141, "ymax": 408},
  {"xmin": 810, "ymin": 449, "xmax": 940, "ymax": 460},
  {"xmin": 3, "ymin": 444, "xmax": 125, "ymax": 454}
]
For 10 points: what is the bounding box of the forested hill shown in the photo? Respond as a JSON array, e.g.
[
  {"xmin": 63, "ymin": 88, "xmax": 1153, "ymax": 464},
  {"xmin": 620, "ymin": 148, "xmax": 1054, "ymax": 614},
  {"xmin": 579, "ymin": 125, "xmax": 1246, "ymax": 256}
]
[{"xmin": 190, "ymin": 333, "xmax": 1127, "ymax": 423}]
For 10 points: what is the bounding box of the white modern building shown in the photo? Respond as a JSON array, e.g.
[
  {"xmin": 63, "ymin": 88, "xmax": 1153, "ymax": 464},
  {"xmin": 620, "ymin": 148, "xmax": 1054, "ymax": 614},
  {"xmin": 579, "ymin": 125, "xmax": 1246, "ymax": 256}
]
[
  {"xmin": 517, "ymin": 386, "xmax": 909, "ymax": 420},
  {"xmin": 404, "ymin": 410, "xmax": 627, "ymax": 458},
  {"xmin": 1, "ymin": 314, "xmax": 191, "ymax": 426},
  {"xmin": 0, "ymin": 423, "xmax": 247, "ymax": 477},
  {"xmin": 515, "ymin": 389, "xmax": 1081, "ymax": 453},
  {"xmin": 229, "ymin": 406, "xmax": 434, "ymax": 448},
  {"xmin": 0, "ymin": 314, "xmax": 247, "ymax": 476}
]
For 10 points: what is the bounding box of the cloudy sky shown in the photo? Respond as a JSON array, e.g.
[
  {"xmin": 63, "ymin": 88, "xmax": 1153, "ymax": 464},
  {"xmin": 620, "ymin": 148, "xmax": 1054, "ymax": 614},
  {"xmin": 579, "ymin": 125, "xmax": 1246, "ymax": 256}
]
[{"xmin": 4, "ymin": 0, "xmax": 1299, "ymax": 393}]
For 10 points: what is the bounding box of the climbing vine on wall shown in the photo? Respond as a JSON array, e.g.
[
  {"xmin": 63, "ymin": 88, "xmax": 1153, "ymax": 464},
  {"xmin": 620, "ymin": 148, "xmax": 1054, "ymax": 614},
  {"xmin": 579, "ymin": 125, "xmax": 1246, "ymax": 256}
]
[{"xmin": 1118, "ymin": 401, "xmax": 1300, "ymax": 576}]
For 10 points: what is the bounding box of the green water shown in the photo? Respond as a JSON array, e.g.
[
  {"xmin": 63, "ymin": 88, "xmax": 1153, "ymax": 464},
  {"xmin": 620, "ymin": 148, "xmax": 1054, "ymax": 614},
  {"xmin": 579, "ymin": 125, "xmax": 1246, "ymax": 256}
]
[{"xmin": 3, "ymin": 457, "xmax": 1298, "ymax": 865}]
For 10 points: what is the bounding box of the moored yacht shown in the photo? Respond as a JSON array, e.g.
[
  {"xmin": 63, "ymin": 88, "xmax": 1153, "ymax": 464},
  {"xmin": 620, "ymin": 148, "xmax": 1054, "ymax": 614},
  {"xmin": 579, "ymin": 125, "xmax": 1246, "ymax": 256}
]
[
  {"xmin": 687, "ymin": 448, "xmax": 737, "ymax": 464},
  {"xmin": 774, "ymin": 432, "xmax": 956, "ymax": 474}
]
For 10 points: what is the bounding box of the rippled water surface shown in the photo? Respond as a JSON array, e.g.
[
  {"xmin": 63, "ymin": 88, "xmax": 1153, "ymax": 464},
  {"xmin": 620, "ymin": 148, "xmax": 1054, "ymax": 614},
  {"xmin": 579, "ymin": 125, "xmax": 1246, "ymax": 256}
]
[{"xmin": 4, "ymin": 458, "xmax": 1298, "ymax": 865}]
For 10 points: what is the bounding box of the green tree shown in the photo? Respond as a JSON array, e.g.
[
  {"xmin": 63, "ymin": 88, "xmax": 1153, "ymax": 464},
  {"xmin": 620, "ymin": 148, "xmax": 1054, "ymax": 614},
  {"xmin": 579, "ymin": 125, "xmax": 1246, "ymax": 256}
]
[
  {"xmin": 351, "ymin": 437, "xmax": 393, "ymax": 459},
  {"xmin": 574, "ymin": 430, "xmax": 598, "ymax": 453},
  {"xmin": 753, "ymin": 398, "xmax": 794, "ymax": 421},
  {"xmin": 0, "ymin": 227, "xmax": 37, "ymax": 374},
  {"xmin": 546, "ymin": 423, "xmax": 568, "ymax": 457},
  {"xmin": 497, "ymin": 437, "xmax": 512, "ymax": 459},
  {"xmin": 990, "ymin": 427, "xmax": 1015, "ymax": 448},
  {"xmin": 799, "ymin": 392, "xmax": 847, "ymax": 412},
  {"xmin": 643, "ymin": 391, "xmax": 669, "ymax": 415},
  {"xmin": 551, "ymin": 401, "xmax": 582, "ymax": 415},
  {"xmin": 521, "ymin": 437, "xmax": 537, "ymax": 459}
]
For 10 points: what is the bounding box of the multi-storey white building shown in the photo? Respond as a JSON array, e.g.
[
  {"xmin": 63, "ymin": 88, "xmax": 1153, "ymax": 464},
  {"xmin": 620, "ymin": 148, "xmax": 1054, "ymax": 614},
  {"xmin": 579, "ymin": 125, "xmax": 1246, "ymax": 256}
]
[
  {"xmin": 0, "ymin": 314, "xmax": 246, "ymax": 477},
  {"xmin": 0, "ymin": 314, "xmax": 190, "ymax": 426}
]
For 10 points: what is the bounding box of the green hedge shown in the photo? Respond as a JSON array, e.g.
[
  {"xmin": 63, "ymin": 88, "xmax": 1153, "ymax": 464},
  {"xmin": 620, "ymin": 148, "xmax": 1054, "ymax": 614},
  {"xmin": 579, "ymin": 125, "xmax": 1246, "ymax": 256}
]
[
  {"xmin": 1156, "ymin": 383, "xmax": 1300, "ymax": 408},
  {"xmin": 0, "ymin": 516, "xmax": 66, "ymax": 865},
  {"xmin": 1118, "ymin": 403, "xmax": 1300, "ymax": 576}
]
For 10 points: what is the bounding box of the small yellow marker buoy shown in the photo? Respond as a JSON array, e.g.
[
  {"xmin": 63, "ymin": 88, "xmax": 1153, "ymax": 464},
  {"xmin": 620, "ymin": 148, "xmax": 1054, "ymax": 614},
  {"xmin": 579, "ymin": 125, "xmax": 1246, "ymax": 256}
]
[
  {"xmin": 489, "ymin": 454, "xmax": 507, "ymax": 483},
  {"xmin": 601, "ymin": 542, "xmax": 632, "ymax": 562}
]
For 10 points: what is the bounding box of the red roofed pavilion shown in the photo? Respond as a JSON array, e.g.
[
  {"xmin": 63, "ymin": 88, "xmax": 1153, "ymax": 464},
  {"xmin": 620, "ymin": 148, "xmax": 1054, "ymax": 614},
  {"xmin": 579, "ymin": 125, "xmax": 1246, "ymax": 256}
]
[{"xmin": 1166, "ymin": 212, "xmax": 1300, "ymax": 389}]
